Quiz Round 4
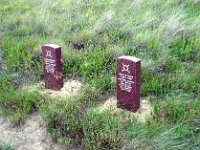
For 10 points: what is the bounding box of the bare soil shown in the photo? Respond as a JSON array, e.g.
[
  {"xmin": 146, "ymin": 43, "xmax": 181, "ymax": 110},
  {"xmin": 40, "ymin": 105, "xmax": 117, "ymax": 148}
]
[
  {"xmin": 24, "ymin": 80, "xmax": 82, "ymax": 100},
  {"xmin": 0, "ymin": 80, "xmax": 83, "ymax": 150},
  {"xmin": 0, "ymin": 80, "xmax": 152, "ymax": 149},
  {"xmin": 98, "ymin": 96, "xmax": 153, "ymax": 123},
  {"xmin": 0, "ymin": 111, "xmax": 63, "ymax": 150}
]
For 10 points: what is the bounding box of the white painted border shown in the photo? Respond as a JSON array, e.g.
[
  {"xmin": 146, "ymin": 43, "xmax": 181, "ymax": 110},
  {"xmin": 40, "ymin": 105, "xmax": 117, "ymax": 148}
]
[
  {"xmin": 118, "ymin": 56, "xmax": 140, "ymax": 62},
  {"xmin": 43, "ymin": 44, "xmax": 60, "ymax": 49}
]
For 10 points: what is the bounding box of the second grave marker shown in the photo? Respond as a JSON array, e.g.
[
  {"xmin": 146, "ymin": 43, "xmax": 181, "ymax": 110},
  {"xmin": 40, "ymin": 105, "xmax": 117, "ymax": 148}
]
[
  {"xmin": 117, "ymin": 56, "xmax": 141, "ymax": 111},
  {"xmin": 42, "ymin": 44, "xmax": 63, "ymax": 90}
]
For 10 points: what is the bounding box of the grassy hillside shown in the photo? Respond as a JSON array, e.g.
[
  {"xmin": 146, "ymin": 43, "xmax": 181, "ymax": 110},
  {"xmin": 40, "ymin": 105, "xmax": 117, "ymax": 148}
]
[{"xmin": 0, "ymin": 0, "xmax": 200, "ymax": 149}]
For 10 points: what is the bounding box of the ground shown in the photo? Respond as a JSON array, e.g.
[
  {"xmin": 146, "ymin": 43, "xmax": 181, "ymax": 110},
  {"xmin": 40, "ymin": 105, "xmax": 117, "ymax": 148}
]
[
  {"xmin": 0, "ymin": 0, "xmax": 200, "ymax": 149},
  {"xmin": 0, "ymin": 111, "xmax": 63, "ymax": 150},
  {"xmin": 0, "ymin": 80, "xmax": 153, "ymax": 150}
]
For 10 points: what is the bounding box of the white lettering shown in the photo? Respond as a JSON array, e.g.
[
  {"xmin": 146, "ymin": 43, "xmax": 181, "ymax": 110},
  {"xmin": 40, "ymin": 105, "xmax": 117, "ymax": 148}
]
[
  {"xmin": 118, "ymin": 72, "xmax": 134, "ymax": 92},
  {"xmin": 44, "ymin": 58, "xmax": 56, "ymax": 74}
]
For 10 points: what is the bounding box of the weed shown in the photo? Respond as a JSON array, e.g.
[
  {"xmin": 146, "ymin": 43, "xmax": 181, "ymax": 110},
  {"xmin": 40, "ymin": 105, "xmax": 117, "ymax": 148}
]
[
  {"xmin": 80, "ymin": 84, "xmax": 100, "ymax": 108},
  {"xmin": 83, "ymin": 109, "xmax": 124, "ymax": 150},
  {"xmin": 1, "ymin": 0, "xmax": 200, "ymax": 149},
  {"xmin": 0, "ymin": 76, "xmax": 42, "ymax": 124},
  {"xmin": 40, "ymin": 99, "xmax": 84, "ymax": 146},
  {"xmin": 168, "ymin": 99, "xmax": 186, "ymax": 123},
  {"xmin": 0, "ymin": 143, "xmax": 13, "ymax": 150}
]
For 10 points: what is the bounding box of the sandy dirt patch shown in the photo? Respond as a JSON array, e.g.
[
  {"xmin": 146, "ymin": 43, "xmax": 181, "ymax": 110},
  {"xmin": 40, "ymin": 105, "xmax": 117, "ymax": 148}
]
[
  {"xmin": 98, "ymin": 97, "xmax": 153, "ymax": 123},
  {"xmin": 0, "ymin": 80, "xmax": 84, "ymax": 150},
  {"xmin": 0, "ymin": 111, "xmax": 63, "ymax": 150},
  {"xmin": 24, "ymin": 80, "xmax": 82, "ymax": 100}
]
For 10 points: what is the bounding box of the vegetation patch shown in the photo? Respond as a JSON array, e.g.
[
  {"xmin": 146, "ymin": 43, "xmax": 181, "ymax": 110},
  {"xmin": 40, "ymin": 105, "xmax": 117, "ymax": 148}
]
[{"xmin": 0, "ymin": 0, "xmax": 200, "ymax": 149}]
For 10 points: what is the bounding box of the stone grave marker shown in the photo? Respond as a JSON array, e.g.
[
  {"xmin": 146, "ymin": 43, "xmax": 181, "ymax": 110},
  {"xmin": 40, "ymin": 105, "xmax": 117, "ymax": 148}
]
[
  {"xmin": 42, "ymin": 44, "xmax": 63, "ymax": 90},
  {"xmin": 117, "ymin": 56, "xmax": 141, "ymax": 111}
]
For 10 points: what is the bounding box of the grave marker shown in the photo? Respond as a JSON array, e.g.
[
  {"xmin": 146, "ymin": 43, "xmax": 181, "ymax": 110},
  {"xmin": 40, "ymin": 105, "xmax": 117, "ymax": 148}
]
[
  {"xmin": 117, "ymin": 56, "xmax": 141, "ymax": 111},
  {"xmin": 42, "ymin": 44, "xmax": 63, "ymax": 90}
]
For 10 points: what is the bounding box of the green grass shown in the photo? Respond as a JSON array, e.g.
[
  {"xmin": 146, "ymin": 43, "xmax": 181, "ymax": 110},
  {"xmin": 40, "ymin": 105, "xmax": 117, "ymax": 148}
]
[
  {"xmin": 40, "ymin": 99, "xmax": 84, "ymax": 146},
  {"xmin": 0, "ymin": 75, "xmax": 42, "ymax": 124},
  {"xmin": 0, "ymin": 0, "xmax": 200, "ymax": 149},
  {"xmin": 83, "ymin": 109, "xmax": 124, "ymax": 150},
  {"xmin": 0, "ymin": 143, "xmax": 13, "ymax": 150}
]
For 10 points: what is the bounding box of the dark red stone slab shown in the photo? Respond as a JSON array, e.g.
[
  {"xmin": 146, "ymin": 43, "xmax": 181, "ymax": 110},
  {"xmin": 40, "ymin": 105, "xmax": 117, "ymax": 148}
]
[
  {"xmin": 42, "ymin": 44, "xmax": 63, "ymax": 90},
  {"xmin": 117, "ymin": 56, "xmax": 141, "ymax": 112}
]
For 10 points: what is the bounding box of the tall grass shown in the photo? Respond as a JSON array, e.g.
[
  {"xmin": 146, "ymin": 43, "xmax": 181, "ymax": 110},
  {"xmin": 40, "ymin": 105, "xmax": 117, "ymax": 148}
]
[{"xmin": 0, "ymin": 0, "xmax": 200, "ymax": 149}]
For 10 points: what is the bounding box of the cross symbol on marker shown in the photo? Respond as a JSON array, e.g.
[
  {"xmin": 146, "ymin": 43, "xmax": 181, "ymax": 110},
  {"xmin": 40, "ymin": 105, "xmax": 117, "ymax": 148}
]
[
  {"xmin": 121, "ymin": 63, "xmax": 130, "ymax": 74},
  {"xmin": 46, "ymin": 50, "xmax": 52, "ymax": 58}
]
